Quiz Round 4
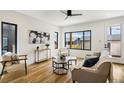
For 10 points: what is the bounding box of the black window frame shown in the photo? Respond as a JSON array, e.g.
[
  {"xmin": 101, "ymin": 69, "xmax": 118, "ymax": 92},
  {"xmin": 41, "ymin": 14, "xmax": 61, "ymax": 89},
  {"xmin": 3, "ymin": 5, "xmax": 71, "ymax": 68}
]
[
  {"xmin": 1, "ymin": 22, "xmax": 17, "ymax": 55},
  {"xmin": 55, "ymin": 32, "xmax": 58, "ymax": 49},
  {"xmin": 65, "ymin": 30, "xmax": 91, "ymax": 50}
]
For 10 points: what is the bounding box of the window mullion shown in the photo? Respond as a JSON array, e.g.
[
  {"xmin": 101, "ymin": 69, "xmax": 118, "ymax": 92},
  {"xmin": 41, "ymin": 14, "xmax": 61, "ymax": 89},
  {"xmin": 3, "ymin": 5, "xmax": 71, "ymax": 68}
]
[
  {"xmin": 110, "ymin": 26, "xmax": 112, "ymax": 35},
  {"xmin": 83, "ymin": 32, "xmax": 84, "ymax": 50}
]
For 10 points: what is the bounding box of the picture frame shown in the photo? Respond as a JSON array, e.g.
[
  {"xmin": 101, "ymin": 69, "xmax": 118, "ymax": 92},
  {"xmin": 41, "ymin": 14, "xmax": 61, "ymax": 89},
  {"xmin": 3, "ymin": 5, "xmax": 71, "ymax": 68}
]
[{"xmin": 29, "ymin": 30, "xmax": 50, "ymax": 44}]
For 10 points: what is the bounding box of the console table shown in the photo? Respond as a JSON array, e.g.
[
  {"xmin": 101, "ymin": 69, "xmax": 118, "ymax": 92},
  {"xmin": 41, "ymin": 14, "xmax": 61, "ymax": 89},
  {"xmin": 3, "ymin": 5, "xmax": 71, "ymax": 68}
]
[{"xmin": 35, "ymin": 48, "xmax": 51, "ymax": 63}]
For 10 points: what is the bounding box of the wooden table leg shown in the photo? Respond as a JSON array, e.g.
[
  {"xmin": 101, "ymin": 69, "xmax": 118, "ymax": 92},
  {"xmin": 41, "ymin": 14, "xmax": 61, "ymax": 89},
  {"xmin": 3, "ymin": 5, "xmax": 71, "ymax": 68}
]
[{"xmin": 25, "ymin": 59, "xmax": 27, "ymax": 75}]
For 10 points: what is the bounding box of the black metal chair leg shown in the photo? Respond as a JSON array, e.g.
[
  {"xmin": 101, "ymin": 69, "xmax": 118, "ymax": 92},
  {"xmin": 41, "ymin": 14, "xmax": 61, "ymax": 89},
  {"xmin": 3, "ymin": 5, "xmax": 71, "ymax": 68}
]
[
  {"xmin": 1, "ymin": 62, "xmax": 6, "ymax": 76},
  {"xmin": 73, "ymin": 80, "xmax": 76, "ymax": 83}
]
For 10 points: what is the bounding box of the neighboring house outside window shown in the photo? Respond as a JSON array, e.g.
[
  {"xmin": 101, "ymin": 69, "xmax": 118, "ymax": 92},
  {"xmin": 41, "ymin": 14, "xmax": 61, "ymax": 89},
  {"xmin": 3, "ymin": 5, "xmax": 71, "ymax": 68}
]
[{"xmin": 65, "ymin": 30, "xmax": 91, "ymax": 50}]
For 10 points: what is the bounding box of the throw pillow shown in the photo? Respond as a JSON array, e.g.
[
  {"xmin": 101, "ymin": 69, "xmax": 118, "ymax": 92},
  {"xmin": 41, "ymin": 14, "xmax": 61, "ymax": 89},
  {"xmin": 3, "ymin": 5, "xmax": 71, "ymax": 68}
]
[{"xmin": 83, "ymin": 57, "xmax": 99, "ymax": 67}]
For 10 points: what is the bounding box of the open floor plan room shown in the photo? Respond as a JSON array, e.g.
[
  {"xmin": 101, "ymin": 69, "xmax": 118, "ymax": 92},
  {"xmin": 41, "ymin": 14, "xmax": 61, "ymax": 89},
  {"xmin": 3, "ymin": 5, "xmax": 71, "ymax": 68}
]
[{"xmin": 0, "ymin": 10, "xmax": 124, "ymax": 83}]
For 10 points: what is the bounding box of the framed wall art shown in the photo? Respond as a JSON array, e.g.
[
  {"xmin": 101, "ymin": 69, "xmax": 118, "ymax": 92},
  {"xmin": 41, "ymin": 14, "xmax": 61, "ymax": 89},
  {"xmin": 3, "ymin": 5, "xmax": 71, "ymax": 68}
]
[{"xmin": 29, "ymin": 30, "xmax": 50, "ymax": 44}]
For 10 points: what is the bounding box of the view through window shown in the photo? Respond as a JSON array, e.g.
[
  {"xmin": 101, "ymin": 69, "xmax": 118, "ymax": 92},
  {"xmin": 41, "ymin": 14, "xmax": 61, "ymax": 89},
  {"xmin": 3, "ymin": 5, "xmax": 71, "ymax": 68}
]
[
  {"xmin": 65, "ymin": 30, "xmax": 91, "ymax": 50},
  {"xmin": 1, "ymin": 22, "xmax": 17, "ymax": 55}
]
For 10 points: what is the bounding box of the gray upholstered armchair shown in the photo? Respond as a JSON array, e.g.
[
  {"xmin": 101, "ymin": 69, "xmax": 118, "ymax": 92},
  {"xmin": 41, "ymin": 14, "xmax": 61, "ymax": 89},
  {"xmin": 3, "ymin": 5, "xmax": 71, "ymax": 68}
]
[
  {"xmin": 71, "ymin": 62, "xmax": 111, "ymax": 83},
  {"xmin": 58, "ymin": 48, "xmax": 70, "ymax": 56}
]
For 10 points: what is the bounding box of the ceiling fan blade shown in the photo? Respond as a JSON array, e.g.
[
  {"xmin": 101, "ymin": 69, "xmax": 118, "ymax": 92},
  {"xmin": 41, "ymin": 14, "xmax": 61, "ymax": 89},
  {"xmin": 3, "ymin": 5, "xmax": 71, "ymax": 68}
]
[
  {"xmin": 65, "ymin": 16, "xmax": 68, "ymax": 20},
  {"xmin": 71, "ymin": 14, "xmax": 82, "ymax": 16},
  {"xmin": 67, "ymin": 10, "xmax": 72, "ymax": 16},
  {"xmin": 60, "ymin": 11, "xmax": 67, "ymax": 15}
]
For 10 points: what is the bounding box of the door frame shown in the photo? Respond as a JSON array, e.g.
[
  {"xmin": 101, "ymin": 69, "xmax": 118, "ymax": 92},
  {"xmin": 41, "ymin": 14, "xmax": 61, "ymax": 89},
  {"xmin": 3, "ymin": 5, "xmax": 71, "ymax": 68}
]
[{"xmin": 1, "ymin": 22, "xmax": 17, "ymax": 55}]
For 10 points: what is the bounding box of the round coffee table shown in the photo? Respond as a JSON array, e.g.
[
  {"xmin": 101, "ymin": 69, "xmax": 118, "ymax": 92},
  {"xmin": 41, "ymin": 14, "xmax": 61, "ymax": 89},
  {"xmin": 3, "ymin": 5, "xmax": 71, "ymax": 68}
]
[
  {"xmin": 52, "ymin": 56, "xmax": 77, "ymax": 75},
  {"xmin": 52, "ymin": 57, "xmax": 69, "ymax": 75}
]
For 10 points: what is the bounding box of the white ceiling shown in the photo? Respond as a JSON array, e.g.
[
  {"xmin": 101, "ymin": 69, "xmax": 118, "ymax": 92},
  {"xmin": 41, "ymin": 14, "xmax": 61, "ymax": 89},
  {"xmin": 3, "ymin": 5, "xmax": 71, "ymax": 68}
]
[{"xmin": 15, "ymin": 10, "xmax": 124, "ymax": 27}]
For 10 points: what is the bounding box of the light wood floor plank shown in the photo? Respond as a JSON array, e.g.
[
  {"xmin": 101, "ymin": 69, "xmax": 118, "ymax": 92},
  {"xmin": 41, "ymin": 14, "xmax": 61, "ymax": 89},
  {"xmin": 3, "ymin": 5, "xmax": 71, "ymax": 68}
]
[{"xmin": 0, "ymin": 59, "xmax": 76, "ymax": 83}]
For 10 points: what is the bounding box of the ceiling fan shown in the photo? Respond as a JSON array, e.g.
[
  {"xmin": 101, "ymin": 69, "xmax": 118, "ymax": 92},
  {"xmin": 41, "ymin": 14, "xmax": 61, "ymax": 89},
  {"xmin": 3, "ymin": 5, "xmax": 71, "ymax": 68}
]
[{"xmin": 61, "ymin": 10, "xmax": 82, "ymax": 20}]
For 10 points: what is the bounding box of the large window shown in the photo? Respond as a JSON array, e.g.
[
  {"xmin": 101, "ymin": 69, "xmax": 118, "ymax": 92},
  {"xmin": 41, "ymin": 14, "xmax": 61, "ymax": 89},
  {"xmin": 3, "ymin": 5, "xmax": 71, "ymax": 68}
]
[
  {"xmin": 65, "ymin": 30, "xmax": 91, "ymax": 50},
  {"xmin": 107, "ymin": 25, "xmax": 121, "ymax": 57}
]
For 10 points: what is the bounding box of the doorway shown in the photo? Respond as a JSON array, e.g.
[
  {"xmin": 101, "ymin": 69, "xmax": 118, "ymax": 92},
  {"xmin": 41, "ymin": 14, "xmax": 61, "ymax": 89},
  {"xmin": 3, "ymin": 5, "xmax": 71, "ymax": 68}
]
[{"xmin": 1, "ymin": 22, "xmax": 17, "ymax": 55}]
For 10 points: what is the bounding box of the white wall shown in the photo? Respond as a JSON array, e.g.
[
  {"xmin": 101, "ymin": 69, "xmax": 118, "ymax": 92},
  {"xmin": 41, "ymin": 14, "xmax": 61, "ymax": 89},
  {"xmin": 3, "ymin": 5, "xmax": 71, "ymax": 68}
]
[
  {"xmin": 61, "ymin": 16, "xmax": 124, "ymax": 61},
  {"xmin": 0, "ymin": 11, "xmax": 124, "ymax": 65},
  {"xmin": 0, "ymin": 10, "xmax": 60, "ymax": 64}
]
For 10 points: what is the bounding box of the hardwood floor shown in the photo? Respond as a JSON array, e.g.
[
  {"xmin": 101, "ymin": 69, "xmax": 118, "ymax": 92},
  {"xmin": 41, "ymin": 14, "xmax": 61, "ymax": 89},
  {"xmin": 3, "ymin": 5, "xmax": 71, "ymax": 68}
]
[{"xmin": 0, "ymin": 59, "xmax": 75, "ymax": 83}]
